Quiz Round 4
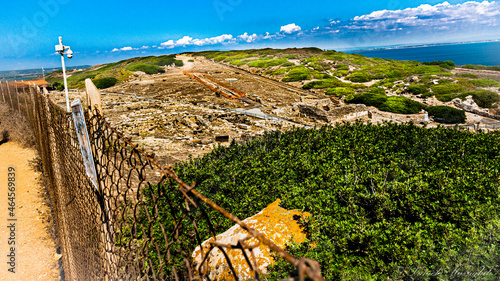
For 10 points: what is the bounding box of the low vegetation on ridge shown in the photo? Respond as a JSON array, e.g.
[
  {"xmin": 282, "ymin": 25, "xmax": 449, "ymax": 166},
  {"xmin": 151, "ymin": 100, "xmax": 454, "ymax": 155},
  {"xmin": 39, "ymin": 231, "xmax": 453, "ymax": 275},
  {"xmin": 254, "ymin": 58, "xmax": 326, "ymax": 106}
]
[{"xmin": 46, "ymin": 54, "xmax": 183, "ymax": 89}]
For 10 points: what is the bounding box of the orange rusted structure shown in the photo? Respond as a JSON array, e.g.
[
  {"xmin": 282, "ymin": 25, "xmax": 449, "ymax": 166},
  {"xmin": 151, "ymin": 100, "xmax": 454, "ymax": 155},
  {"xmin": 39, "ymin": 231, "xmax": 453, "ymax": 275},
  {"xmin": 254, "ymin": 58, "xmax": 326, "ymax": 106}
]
[{"xmin": 183, "ymin": 70, "xmax": 246, "ymax": 100}]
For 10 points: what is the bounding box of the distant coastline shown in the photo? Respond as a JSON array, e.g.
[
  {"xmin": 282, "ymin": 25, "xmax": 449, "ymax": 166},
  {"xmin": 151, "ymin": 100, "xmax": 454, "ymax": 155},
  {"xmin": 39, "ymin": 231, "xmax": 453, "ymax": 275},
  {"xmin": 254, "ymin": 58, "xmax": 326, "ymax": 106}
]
[
  {"xmin": 347, "ymin": 40, "xmax": 500, "ymax": 66},
  {"xmin": 345, "ymin": 39, "xmax": 500, "ymax": 53}
]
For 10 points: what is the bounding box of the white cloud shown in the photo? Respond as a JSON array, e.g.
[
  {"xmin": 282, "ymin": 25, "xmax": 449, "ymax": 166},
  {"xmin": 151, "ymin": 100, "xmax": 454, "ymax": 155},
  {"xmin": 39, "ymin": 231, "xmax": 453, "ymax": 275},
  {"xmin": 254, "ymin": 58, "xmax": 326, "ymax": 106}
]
[
  {"xmin": 349, "ymin": 1, "xmax": 500, "ymax": 31},
  {"xmin": 140, "ymin": 46, "xmax": 150, "ymax": 49},
  {"xmin": 112, "ymin": 46, "xmax": 138, "ymax": 52},
  {"xmin": 238, "ymin": 32, "xmax": 259, "ymax": 42},
  {"xmin": 280, "ymin": 23, "xmax": 302, "ymax": 34},
  {"xmin": 263, "ymin": 32, "xmax": 275, "ymax": 39},
  {"xmin": 160, "ymin": 34, "xmax": 234, "ymax": 49}
]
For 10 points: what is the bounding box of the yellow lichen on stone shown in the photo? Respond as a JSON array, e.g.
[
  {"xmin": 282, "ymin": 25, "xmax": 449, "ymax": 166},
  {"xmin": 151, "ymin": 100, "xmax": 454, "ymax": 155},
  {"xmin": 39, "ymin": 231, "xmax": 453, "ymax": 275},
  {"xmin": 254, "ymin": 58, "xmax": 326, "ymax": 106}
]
[{"xmin": 192, "ymin": 199, "xmax": 311, "ymax": 280}]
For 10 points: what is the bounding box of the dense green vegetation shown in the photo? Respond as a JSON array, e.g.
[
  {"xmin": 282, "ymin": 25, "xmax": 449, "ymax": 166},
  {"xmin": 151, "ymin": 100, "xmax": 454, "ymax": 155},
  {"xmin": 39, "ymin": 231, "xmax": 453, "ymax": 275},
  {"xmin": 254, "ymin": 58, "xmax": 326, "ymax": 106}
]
[
  {"xmin": 139, "ymin": 123, "xmax": 500, "ymax": 280},
  {"xmin": 427, "ymin": 106, "xmax": 467, "ymax": 124},
  {"xmin": 406, "ymin": 85, "xmax": 429, "ymax": 96},
  {"xmin": 423, "ymin": 60, "xmax": 455, "ymax": 70},
  {"xmin": 347, "ymin": 91, "xmax": 427, "ymax": 114},
  {"xmin": 282, "ymin": 66, "xmax": 330, "ymax": 82},
  {"xmin": 93, "ymin": 77, "xmax": 118, "ymax": 89}
]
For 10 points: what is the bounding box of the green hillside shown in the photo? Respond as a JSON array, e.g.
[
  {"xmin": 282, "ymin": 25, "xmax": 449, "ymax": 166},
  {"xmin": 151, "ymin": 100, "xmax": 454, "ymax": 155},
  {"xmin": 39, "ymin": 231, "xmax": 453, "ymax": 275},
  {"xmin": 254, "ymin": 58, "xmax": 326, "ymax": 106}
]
[
  {"xmin": 45, "ymin": 54, "xmax": 183, "ymax": 89},
  {"xmin": 193, "ymin": 48, "xmax": 500, "ymax": 119}
]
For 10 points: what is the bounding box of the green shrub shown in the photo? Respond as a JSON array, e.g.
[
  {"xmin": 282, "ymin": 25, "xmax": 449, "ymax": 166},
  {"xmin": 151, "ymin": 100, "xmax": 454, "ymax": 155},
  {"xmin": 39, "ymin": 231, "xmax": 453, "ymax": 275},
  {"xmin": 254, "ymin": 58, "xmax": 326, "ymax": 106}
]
[
  {"xmin": 154, "ymin": 56, "xmax": 177, "ymax": 66},
  {"xmin": 52, "ymin": 81, "xmax": 64, "ymax": 91},
  {"xmin": 302, "ymin": 78, "xmax": 344, "ymax": 89},
  {"xmin": 145, "ymin": 123, "xmax": 500, "ymax": 280},
  {"xmin": 427, "ymin": 106, "xmax": 466, "ymax": 124},
  {"xmin": 248, "ymin": 58, "xmax": 287, "ymax": 68},
  {"xmin": 407, "ymin": 85, "xmax": 430, "ymax": 96},
  {"xmin": 214, "ymin": 55, "xmax": 226, "ymax": 62},
  {"xmin": 346, "ymin": 71, "xmax": 372, "ymax": 83},
  {"xmin": 378, "ymin": 96, "xmax": 426, "ymax": 114},
  {"xmin": 348, "ymin": 92, "xmax": 387, "ymax": 108},
  {"xmin": 335, "ymin": 63, "xmax": 349, "ymax": 71},
  {"xmin": 92, "ymin": 77, "xmax": 118, "ymax": 89},
  {"xmin": 282, "ymin": 66, "xmax": 320, "ymax": 82},
  {"xmin": 324, "ymin": 87, "xmax": 356, "ymax": 97},
  {"xmin": 230, "ymin": 60, "xmax": 248, "ymax": 66},
  {"xmin": 423, "ymin": 60, "xmax": 455, "ymax": 70},
  {"xmin": 282, "ymin": 62, "xmax": 295, "ymax": 67},
  {"xmin": 430, "ymin": 84, "xmax": 465, "ymax": 101},
  {"xmin": 471, "ymin": 79, "xmax": 500, "ymax": 87},
  {"xmin": 460, "ymin": 90, "xmax": 500, "ymax": 108},
  {"xmin": 127, "ymin": 64, "xmax": 165, "ymax": 75},
  {"xmin": 348, "ymin": 92, "xmax": 426, "ymax": 114},
  {"xmin": 333, "ymin": 70, "xmax": 349, "ymax": 77}
]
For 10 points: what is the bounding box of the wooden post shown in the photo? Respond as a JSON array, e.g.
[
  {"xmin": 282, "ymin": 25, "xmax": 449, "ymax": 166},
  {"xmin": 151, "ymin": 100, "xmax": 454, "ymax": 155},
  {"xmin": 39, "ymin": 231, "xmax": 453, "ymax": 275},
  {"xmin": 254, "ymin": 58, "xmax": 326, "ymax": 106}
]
[
  {"xmin": 0, "ymin": 82, "xmax": 5, "ymax": 103},
  {"xmin": 22, "ymin": 82, "xmax": 29, "ymax": 117},
  {"xmin": 6, "ymin": 82, "xmax": 14, "ymax": 108},
  {"xmin": 84, "ymin": 78, "xmax": 116, "ymax": 278},
  {"xmin": 15, "ymin": 81, "xmax": 21, "ymax": 112},
  {"xmin": 85, "ymin": 79, "xmax": 103, "ymax": 117}
]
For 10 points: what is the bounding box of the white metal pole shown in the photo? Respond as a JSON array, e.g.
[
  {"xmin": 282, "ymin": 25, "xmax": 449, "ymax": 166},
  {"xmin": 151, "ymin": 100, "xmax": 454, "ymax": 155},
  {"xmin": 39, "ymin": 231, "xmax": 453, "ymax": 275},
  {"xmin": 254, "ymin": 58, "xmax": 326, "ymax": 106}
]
[{"xmin": 59, "ymin": 37, "xmax": 70, "ymax": 112}]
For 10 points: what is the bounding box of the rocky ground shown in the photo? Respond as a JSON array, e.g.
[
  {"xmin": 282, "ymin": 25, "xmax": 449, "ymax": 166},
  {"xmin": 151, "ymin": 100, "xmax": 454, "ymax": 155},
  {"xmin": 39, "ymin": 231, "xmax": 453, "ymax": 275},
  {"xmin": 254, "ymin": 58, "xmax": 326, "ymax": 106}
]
[{"xmin": 47, "ymin": 55, "xmax": 500, "ymax": 166}]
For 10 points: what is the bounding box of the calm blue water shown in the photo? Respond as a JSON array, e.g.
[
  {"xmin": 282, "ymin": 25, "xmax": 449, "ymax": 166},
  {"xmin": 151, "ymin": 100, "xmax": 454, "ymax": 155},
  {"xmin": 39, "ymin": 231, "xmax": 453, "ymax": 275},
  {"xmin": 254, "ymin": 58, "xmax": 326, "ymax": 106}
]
[{"xmin": 349, "ymin": 41, "xmax": 500, "ymax": 66}]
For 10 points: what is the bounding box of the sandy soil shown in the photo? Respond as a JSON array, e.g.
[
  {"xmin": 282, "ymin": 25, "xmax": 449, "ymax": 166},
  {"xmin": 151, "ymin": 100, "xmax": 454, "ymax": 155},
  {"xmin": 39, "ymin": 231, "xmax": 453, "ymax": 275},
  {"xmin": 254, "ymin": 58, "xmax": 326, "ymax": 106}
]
[{"xmin": 0, "ymin": 142, "xmax": 60, "ymax": 281}]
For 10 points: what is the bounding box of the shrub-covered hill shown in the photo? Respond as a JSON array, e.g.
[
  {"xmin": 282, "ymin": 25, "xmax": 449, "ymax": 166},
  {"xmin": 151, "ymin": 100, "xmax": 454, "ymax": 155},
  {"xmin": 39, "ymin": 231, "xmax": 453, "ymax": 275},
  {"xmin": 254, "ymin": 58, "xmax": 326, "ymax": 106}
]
[
  {"xmin": 194, "ymin": 48, "xmax": 500, "ymax": 116},
  {"xmin": 45, "ymin": 54, "xmax": 183, "ymax": 89},
  {"xmin": 157, "ymin": 122, "xmax": 500, "ymax": 280}
]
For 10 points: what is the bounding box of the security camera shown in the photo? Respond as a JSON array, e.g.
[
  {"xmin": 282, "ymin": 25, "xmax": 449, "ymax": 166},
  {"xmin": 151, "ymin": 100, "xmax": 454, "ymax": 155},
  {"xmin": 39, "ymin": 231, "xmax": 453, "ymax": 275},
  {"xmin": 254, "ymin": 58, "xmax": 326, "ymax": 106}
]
[{"xmin": 67, "ymin": 49, "xmax": 73, "ymax": 59}]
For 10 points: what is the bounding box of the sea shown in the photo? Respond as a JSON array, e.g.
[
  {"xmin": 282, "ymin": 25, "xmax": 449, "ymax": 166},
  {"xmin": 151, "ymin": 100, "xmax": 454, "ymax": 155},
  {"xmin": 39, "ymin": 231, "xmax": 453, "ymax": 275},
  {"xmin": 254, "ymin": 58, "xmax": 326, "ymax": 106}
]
[{"xmin": 347, "ymin": 41, "xmax": 500, "ymax": 66}]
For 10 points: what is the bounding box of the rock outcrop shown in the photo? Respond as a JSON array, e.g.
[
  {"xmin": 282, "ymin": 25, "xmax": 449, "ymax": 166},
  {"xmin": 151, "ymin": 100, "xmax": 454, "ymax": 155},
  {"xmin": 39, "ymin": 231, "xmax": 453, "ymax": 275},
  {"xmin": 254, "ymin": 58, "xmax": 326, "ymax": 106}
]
[
  {"xmin": 192, "ymin": 199, "xmax": 310, "ymax": 280},
  {"xmin": 292, "ymin": 99, "xmax": 370, "ymax": 123}
]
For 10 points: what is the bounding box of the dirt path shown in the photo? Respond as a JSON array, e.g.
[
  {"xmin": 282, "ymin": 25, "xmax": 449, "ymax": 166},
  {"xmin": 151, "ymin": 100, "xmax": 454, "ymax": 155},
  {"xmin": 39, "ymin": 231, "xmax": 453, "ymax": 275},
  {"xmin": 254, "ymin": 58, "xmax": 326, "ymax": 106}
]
[{"xmin": 0, "ymin": 142, "xmax": 60, "ymax": 281}]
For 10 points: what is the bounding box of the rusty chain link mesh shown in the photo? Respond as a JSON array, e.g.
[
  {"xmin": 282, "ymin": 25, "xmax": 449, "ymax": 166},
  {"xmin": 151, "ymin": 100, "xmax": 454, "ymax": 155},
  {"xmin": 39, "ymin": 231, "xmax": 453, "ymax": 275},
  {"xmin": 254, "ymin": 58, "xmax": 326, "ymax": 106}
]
[{"xmin": 0, "ymin": 82, "xmax": 324, "ymax": 281}]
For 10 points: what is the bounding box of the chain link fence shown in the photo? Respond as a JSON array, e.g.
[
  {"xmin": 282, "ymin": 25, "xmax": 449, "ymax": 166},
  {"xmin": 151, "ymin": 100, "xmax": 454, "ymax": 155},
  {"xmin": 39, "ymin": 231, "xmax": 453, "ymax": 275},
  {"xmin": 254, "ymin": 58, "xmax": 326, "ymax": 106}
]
[{"xmin": 0, "ymin": 81, "xmax": 324, "ymax": 281}]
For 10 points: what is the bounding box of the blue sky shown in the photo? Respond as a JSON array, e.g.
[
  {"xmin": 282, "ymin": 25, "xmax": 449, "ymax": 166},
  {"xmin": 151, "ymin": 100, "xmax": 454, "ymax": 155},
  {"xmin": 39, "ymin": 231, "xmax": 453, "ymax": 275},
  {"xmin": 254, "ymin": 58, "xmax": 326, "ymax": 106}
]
[{"xmin": 0, "ymin": 0, "xmax": 499, "ymax": 71}]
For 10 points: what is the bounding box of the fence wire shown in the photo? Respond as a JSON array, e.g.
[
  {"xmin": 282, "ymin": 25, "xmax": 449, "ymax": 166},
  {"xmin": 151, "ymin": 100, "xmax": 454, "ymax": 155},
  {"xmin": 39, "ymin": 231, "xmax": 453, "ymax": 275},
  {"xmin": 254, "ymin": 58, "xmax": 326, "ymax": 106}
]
[{"xmin": 0, "ymin": 82, "xmax": 324, "ymax": 281}]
